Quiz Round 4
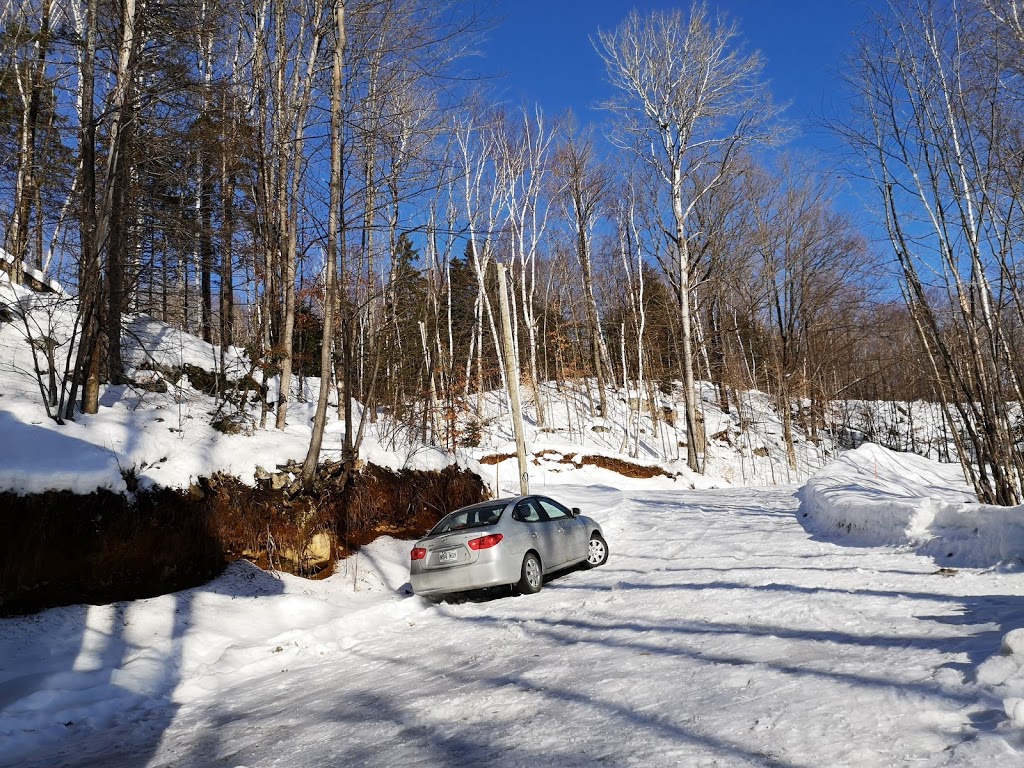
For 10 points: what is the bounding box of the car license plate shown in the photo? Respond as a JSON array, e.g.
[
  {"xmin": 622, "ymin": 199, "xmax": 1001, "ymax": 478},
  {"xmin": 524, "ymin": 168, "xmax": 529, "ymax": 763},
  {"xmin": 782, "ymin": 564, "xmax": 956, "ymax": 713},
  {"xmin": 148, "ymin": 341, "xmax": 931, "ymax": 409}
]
[{"xmin": 439, "ymin": 550, "xmax": 458, "ymax": 563}]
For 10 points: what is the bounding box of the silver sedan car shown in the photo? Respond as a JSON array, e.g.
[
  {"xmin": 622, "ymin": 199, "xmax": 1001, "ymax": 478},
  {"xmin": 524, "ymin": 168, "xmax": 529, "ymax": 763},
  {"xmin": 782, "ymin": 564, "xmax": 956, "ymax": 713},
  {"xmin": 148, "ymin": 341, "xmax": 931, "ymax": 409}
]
[{"xmin": 409, "ymin": 495, "xmax": 608, "ymax": 598}]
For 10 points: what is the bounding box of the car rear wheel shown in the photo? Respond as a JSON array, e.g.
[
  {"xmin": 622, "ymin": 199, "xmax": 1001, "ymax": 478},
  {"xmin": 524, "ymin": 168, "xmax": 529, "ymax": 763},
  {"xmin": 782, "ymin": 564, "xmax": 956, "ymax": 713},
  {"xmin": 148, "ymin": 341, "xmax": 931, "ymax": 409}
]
[
  {"xmin": 585, "ymin": 533, "xmax": 608, "ymax": 567},
  {"xmin": 517, "ymin": 552, "xmax": 543, "ymax": 594}
]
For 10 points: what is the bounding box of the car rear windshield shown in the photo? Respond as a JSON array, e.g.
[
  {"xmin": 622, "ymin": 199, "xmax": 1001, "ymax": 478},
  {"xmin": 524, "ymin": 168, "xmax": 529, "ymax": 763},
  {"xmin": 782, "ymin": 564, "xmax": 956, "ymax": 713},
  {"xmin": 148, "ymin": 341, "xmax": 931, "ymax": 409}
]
[{"xmin": 430, "ymin": 502, "xmax": 506, "ymax": 534}]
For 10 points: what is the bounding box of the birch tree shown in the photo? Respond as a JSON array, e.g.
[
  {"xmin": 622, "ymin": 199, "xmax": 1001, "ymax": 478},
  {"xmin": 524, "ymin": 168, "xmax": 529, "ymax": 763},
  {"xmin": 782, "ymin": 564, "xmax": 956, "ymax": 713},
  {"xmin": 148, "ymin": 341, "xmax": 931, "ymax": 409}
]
[
  {"xmin": 454, "ymin": 108, "xmax": 507, "ymax": 411},
  {"xmin": 496, "ymin": 105, "xmax": 557, "ymax": 427},
  {"xmin": 844, "ymin": 0, "xmax": 1024, "ymax": 504},
  {"xmin": 301, "ymin": 0, "xmax": 344, "ymax": 488},
  {"xmin": 595, "ymin": 3, "xmax": 777, "ymax": 472}
]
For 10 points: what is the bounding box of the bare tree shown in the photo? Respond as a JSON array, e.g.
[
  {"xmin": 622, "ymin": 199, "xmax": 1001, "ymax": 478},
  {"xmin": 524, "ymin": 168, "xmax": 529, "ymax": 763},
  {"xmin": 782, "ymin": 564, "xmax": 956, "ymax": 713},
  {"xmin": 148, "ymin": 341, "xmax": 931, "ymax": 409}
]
[
  {"xmin": 301, "ymin": 0, "xmax": 488, "ymax": 477},
  {"xmin": 67, "ymin": 0, "xmax": 101, "ymax": 416},
  {"xmin": 3, "ymin": 0, "xmax": 56, "ymax": 281},
  {"xmin": 495, "ymin": 105, "xmax": 557, "ymax": 428},
  {"xmin": 301, "ymin": 0, "xmax": 345, "ymax": 488},
  {"xmin": 553, "ymin": 119, "xmax": 614, "ymax": 417},
  {"xmin": 454, "ymin": 107, "xmax": 507, "ymax": 411},
  {"xmin": 844, "ymin": 0, "xmax": 1024, "ymax": 504},
  {"xmin": 746, "ymin": 159, "xmax": 869, "ymax": 470},
  {"xmin": 595, "ymin": 3, "xmax": 778, "ymax": 472}
]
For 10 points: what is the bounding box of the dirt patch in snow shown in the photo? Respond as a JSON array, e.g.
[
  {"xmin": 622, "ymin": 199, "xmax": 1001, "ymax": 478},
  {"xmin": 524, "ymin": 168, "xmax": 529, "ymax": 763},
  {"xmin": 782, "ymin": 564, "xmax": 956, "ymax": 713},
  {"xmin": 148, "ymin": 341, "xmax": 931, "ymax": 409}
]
[
  {"xmin": 478, "ymin": 453, "xmax": 514, "ymax": 465},
  {"xmin": 580, "ymin": 454, "xmax": 675, "ymax": 479},
  {"xmin": 480, "ymin": 451, "xmax": 674, "ymax": 480}
]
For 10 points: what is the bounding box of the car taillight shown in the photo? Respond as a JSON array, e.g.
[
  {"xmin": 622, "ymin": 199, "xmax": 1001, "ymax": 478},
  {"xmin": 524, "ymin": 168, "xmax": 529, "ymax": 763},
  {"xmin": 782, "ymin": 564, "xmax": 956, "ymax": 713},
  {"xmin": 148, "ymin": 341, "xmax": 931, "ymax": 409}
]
[
  {"xmin": 467, "ymin": 533, "xmax": 503, "ymax": 550},
  {"xmin": 410, "ymin": 547, "xmax": 426, "ymax": 560}
]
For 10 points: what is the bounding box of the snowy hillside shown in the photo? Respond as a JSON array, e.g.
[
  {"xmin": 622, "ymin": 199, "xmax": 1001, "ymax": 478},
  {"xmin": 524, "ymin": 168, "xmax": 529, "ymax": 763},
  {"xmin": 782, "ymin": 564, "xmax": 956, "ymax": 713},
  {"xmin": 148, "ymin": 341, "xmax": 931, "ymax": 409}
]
[
  {"xmin": 1, "ymin": 274, "xmax": 832, "ymax": 497},
  {"xmin": 0, "ymin": 276, "xmax": 465, "ymax": 495},
  {"xmin": 828, "ymin": 399, "xmax": 980, "ymax": 463}
]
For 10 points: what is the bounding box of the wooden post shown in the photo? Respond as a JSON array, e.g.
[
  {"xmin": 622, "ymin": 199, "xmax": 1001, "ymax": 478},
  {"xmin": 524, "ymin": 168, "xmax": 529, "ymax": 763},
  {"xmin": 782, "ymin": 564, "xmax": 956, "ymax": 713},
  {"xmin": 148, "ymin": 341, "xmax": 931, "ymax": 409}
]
[{"xmin": 497, "ymin": 262, "xmax": 529, "ymax": 495}]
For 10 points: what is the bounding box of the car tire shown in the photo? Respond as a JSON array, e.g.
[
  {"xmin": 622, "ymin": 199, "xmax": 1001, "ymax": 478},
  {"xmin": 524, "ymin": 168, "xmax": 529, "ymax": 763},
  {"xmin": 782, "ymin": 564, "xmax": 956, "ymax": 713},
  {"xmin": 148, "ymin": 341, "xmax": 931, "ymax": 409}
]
[
  {"xmin": 585, "ymin": 533, "xmax": 608, "ymax": 568},
  {"xmin": 516, "ymin": 552, "xmax": 543, "ymax": 595}
]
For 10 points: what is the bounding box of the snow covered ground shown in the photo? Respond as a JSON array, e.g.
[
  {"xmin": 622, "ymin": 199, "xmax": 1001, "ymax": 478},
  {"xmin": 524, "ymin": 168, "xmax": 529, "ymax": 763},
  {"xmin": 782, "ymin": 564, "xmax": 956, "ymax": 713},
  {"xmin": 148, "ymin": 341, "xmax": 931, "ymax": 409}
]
[
  {"xmin": 3, "ymin": 449, "xmax": 1024, "ymax": 767},
  {"xmin": 5, "ymin": 267, "xmax": 1024, "ymax": 765}
]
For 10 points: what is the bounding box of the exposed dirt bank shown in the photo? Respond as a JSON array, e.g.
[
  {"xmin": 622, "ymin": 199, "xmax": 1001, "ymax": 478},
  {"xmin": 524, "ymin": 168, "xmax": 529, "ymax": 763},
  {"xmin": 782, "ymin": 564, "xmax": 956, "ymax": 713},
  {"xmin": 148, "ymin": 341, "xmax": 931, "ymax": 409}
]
[{"xmin": 0, "ymin": 463, "xmax": 486, "ymax": 616}]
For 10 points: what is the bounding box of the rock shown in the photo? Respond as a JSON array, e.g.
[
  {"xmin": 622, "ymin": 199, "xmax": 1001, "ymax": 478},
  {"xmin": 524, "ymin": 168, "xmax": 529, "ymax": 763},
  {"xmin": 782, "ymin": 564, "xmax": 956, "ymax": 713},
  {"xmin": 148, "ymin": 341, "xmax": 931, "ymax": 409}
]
[{"xmin": 304, "ymin": 533, "xmax": 333, "ymax": 569}]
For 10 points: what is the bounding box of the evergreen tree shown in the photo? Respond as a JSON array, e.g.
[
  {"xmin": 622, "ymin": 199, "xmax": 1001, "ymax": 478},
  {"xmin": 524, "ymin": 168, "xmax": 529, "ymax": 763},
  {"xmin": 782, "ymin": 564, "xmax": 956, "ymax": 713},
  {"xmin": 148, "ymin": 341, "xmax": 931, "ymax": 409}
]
[
  {"xmin": 385, "ymin": 232, "xmax": 429, "ymax": 406},
  {"xmin": 445, "ymin": 241, "xmax": 478, "ymax": 386}
]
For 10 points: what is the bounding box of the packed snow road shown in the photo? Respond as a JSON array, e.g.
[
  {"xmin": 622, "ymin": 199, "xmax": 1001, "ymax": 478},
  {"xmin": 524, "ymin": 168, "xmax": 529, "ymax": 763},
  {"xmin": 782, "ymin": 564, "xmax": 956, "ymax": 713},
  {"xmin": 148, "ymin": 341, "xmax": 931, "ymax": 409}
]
[{"xmin": 3, "ymin": 485, "xmax": 1023, "ymax": 767}]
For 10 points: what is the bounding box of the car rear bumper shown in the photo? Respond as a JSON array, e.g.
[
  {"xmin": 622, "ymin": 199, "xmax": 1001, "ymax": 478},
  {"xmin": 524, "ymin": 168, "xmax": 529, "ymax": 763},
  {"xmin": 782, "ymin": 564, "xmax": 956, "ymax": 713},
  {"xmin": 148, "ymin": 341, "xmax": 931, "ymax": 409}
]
[{"xmin": 410, "ymin": 556, "xmax": 521, "ymax": 596}]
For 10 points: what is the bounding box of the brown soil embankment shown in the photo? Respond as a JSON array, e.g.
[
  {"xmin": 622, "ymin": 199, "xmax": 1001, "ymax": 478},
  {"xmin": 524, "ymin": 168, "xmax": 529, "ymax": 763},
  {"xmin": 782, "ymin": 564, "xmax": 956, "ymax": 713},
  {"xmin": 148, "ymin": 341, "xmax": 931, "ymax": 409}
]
[{"xmin": 0, "ymin": 463, "xmax": 486, "ymax": 616}]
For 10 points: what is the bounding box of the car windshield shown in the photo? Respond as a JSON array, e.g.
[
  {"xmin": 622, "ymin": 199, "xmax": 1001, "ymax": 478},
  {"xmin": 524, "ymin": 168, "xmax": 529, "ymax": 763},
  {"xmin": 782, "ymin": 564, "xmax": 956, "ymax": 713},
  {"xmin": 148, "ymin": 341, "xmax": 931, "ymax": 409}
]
[{"xmin": 430, "ymin": 502, "xmax": 506, "ymax": 534}]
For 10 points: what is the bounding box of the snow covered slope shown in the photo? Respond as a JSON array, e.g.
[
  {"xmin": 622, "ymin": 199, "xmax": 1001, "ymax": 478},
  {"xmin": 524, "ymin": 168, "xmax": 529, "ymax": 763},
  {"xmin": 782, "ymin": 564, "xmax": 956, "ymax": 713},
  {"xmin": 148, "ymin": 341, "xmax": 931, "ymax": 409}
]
[
  {"xmin": 2, "ymin": 272, "xmax": 838, "ymax": 497},
  {"xmin": 0, "ymin": 277, "xmax": 463, "ymax": 494}
]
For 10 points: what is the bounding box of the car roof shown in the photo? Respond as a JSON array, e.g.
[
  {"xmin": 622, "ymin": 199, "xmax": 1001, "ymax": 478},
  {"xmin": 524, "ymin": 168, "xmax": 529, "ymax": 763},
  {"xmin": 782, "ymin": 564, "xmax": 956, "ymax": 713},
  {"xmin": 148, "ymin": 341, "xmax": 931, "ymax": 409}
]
[
  {"xmin": 457, "ymin": 494, "xmax": 560, "ymax": 510},
  {"xmin": 456, "ymin": 498, "xmax": 514, "ymax": 510}
]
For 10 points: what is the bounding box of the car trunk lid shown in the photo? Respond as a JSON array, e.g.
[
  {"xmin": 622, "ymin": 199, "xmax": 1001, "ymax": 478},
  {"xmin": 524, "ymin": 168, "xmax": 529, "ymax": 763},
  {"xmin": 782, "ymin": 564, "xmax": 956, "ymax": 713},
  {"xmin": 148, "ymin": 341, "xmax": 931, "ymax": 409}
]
[{"xmin": 421, "ymin": 529, "xmax": 495, "ymax": 569}]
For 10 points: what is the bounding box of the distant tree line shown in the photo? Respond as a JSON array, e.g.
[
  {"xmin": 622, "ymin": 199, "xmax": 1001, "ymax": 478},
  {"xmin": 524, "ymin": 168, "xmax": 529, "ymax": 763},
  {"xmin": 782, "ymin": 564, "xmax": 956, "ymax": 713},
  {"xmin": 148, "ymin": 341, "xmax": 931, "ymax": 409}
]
[{"xmin": 1, "ymin": 0, "xmax": 1021, "ymax": 503}]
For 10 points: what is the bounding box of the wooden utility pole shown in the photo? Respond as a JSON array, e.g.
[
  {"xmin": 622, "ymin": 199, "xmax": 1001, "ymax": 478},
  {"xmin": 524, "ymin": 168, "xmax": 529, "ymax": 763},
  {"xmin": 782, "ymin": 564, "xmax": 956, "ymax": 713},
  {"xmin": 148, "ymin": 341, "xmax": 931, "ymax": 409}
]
[{"xmin": 496, "ymin": 262, "xmax": 529, "ymax": 495}]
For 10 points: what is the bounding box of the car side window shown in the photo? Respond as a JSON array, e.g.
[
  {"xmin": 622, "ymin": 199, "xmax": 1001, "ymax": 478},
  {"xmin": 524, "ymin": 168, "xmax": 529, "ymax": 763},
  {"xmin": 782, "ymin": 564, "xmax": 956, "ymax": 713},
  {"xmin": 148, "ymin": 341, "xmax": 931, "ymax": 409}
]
[
  {"xmin": 513, "ymin": 500, "xmax": 542, "ymax": 523},
  {"xmin": 537, "ymin": 498, "xmax": 570, "ymax": 521}
]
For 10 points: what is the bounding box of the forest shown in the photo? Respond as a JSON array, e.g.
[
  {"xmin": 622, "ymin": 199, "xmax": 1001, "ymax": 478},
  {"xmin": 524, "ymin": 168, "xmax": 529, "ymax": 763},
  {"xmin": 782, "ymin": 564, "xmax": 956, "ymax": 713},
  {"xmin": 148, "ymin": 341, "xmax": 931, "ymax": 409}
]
[{"xmin": 3, "ymin": 0, "xmax": 1024, "ymax": 505}]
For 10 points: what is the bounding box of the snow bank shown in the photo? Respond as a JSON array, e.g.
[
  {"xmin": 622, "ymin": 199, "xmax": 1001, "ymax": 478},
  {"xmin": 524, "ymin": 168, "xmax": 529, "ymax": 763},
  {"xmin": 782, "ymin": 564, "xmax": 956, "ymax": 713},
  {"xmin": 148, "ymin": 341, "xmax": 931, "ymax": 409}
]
[
  {"xmin": 0, "ymin": 410, "xmax": 127, "ymax": 495},
  {"xmin": 798, "ymin": 442, "xmax": 1024, "ymax": 567},
  {"xmin": 978, "ymin": 630, "xmax": 1024, "ymax": 726}
]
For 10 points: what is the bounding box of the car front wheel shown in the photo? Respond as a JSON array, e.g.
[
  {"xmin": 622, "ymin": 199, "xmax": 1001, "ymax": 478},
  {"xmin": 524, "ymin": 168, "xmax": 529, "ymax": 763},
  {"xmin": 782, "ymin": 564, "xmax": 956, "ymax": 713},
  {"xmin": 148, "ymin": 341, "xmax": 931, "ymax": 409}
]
[
  {"xmin": 585, "ymin": 533, "xmax": 608, "ymax": 567},
  {"xmin": 517, "ymin": 552, "xmax": 543, "ymax": 594}
]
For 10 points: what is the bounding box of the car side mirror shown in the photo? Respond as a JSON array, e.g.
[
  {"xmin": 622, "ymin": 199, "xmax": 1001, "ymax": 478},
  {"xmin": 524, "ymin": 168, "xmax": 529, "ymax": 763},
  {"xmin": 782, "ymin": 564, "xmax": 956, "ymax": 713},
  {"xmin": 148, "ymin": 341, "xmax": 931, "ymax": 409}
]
[{"xmin": 571, "ymin": 507, "xmax": 581, "ymax": 517}]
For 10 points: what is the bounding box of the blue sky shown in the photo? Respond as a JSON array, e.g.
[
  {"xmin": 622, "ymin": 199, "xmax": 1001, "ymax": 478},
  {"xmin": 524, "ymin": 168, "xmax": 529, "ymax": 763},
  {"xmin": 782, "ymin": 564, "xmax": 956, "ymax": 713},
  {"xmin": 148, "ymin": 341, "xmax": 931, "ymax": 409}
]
[{"xmin": 480, "ymin": 1, "xmax": 883, "ymax": 147}]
